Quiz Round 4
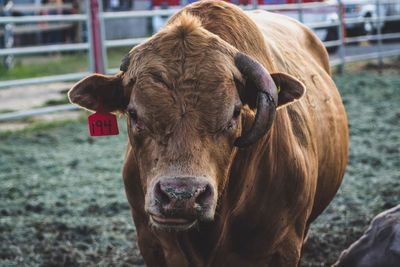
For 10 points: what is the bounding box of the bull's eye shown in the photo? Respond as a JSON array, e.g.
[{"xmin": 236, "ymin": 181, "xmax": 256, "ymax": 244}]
[
  {"xmin": 233, "ymin": 105, "xmax": 241, "ymax": 118},
  {"xmin": 128, "ymin": 110, "xmax": 138, "ymax": 124},
  {"xmin": 225, "ymin": 105, "xmax": 241, "ymax": 131},
  {"xmin": 226, "ymin": 121, "xmax": 235, "ymax": 130},
  {"xmin": 128, "ymin": 109, "xmax": 144, "ymax": 132}
]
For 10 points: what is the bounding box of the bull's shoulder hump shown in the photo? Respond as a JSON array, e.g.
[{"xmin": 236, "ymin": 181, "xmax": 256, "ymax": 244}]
[
  {"xmin": 247, "ymin": 10, "xmax": 321, "ymax": 47},
  {"xmin": 245, "ymin": 9, "xmax": 307, "ymax": 33},
  {"xmin": 246, "ymin": 10, "xmax": 330, "ymax": 75}
]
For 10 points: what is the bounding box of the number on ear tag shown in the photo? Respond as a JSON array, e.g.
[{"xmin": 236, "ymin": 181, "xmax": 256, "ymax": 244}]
[{"xmin": 88, "ymin": 112, "xmax": 119, "ymax": 136}]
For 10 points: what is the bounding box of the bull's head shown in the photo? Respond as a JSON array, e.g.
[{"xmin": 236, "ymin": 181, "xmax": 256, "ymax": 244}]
[{"xmin": 68, "ymin": 14, "xmax": 305, "ymax": 231}]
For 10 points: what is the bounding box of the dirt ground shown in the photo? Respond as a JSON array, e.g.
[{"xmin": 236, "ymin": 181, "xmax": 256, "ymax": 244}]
[
  {"xmin": 0, "ymin": 64, "xmax": 399, "ymax": 266},
  {"xmin": 0, "ymin": 82, "xmax": 73, "ymax": 111},
  {"xmin": 0, "ymin": 82, "xmax": 78, "ymax": 132}
]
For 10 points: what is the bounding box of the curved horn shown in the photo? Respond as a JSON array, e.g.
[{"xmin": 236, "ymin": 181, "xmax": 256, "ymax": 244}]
[{"xmin": 234, "ymin": 53, "xmax": 278, "ymax": 147}]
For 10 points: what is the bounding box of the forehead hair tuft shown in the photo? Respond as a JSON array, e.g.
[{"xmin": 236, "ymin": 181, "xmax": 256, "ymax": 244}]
[{"xmin": 166, "ymin": 12, "xmax": 203, "ymax": 40}]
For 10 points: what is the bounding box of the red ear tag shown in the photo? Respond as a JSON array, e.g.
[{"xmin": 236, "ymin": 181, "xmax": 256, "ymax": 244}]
[{"xmin": 88, "ymin": 112, "xmax": 119, "ymax": 136}]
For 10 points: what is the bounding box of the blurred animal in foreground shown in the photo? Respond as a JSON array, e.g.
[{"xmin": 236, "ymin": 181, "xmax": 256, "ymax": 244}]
[
  {"xmin": 68, "ymin": 1, "xmax": 349, "ymax": 266},
  {"xmin": 333, "ymin": 205, "xmax": 400, "ymax": 267}
]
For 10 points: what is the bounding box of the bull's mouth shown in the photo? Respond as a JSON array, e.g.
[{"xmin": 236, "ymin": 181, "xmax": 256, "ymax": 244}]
[{"xmin": 150, "ymin": 214, "xmax": 197, "ymax": 231}]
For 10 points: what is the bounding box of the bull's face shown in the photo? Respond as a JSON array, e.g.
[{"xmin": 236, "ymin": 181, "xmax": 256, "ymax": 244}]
[
  {"xmin": 124, "ymin": 50, "xmax": 243, "ymax": 230},
  {"xmin": 68, "ymin": 15, "xmax": 305, "ymax": 231}
]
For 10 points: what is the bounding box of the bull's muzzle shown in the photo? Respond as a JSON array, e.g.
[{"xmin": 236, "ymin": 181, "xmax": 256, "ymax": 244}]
[{"xmin": 148, "ymin": 176, "xmax": 216, "ymax": 230}]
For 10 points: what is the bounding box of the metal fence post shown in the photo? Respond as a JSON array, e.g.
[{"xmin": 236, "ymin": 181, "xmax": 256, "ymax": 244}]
[
  {"xmin": 375, "ymin": 0, "xmax": 383, "ymax": 72},
  {"xmin": 252, "ymin": 0, "xmax": 258, "ymax": 10},
  {"xmin": 297, "ymin": 0, "xmax": 304, "ymax": 23},
  {"xmin": 337, "ymin": 0, "xmax": 346, "ymax": 74},
  {"xmin": 86, "ymin": 0, "xmax": 95, "ymax": 73},
  {"xmin": 98, "ymin": 0, "xmax": 108, "ymax": 74},
  {"xmin": 89, "ymin": 0, "xmax": 104, "ymax": 73},
  {"xmin": 3, "ymin": 0, "xmax": 14, "ymax": 70}
]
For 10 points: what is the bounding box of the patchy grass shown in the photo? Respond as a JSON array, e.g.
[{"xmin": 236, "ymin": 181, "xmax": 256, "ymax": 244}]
[
  {"xmin": 42, "ymin": 96, "xmax": 70, "ymax": 107},
  {"xmin": 0, "ymin": 47, "xmax": 131, "ymax": 81},
  {"xmin": 0, "ymin": 112, "xmax": 88, "ymax": 137},
  {"xmin": 0, "ymin": 108, "xmax": 16, "ymax": 114},
  {"xmin": 0, "ymin": 71, "xmax": 399, "ymax": 266},
  {"xmin": 0, "ymin": 117, "xmax": 142, "ymax": 267},
  {"xmin": 302, "ymin": 71, "xmax": 400, "ymax": 266},
  {"xmin": 0, "ymin": 53, "xmax": 88, "ymax": 81}
]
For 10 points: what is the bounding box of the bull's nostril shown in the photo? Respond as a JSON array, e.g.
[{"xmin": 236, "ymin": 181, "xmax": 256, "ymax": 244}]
[
  {"xmin": 155, "ymin": 182, "xmax": 170, "ymax": 205},
  {"xmin": 195, "ymin": 184, "xmax": 213, "ymax": 206}
]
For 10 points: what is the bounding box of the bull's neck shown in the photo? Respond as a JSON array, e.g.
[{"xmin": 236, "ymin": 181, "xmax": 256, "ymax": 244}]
[
  {"xmin": 201, "ymin": 131, "xmax": 275, "ymax": 261},
  {"xmin": 154, "ymin": 132, "xmax": 276, "ymax": 266},
  {"xmin": 226, "ymin": 130, "xmax": 274, "ymax": 217}
]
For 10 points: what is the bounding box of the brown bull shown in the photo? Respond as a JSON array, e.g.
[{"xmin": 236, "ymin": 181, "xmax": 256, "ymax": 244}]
[{"xmin": 68, "ymin": 1, "xmax": 349, "ymax": 266}]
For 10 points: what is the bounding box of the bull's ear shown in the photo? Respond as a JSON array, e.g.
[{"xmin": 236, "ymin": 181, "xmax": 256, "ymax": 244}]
[
  {"xmin": 68, "ymin": 74, "xmax": 128, "ymax": 112},
  {"xmin": 271, "ymin": 73, "xmax": 306, "ymax": 109}
]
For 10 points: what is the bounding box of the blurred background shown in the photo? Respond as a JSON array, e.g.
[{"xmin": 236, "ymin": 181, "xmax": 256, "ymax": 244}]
[
  {"xmin": 0, "ymin": 0, "xmax": 399, "ymax": 266},
  {"xmin": 0, "ymin": 0, "xmax": 400, "ymax": 117}
]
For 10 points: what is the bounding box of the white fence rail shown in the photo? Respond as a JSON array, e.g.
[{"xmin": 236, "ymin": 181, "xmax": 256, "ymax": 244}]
[
  {"xmin": 0, "ymin": 1, "xmax": 95, "ymax": 89},
  {"xmin": 0, "ymin": 0, "xmax": 399, "ymax": 121}
]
